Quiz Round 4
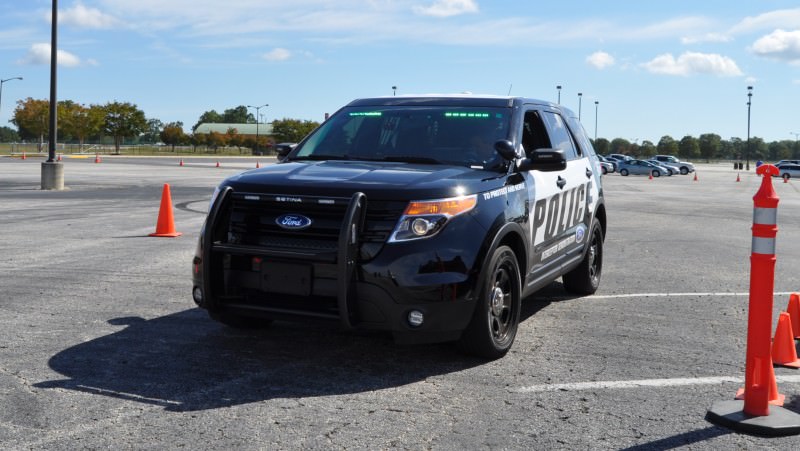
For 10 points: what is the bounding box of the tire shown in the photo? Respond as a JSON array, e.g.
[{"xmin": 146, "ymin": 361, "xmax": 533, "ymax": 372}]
[
  {"xmin": 653, "ymin": 170, "xmax": 661, "ymax": 177},
  {"xmin": 620, "ymin": 169, "xmax": 629, "ymax": 176},
  {"xmin": 563, "ymin": 221, "xmax": 603, "ymax": 295},
  {"xmin": 210, "ymin": 310, "xmax": 273, "ymax": 329},
  {"xmin": 680, "ymin": 167, "xmax": 689, "ymax": 175},
  {"xmin": 783, "ymin": 173, "xmax": 791, "ymax": 181},
  {"xmin": 458, "ymin": 245, "xmax": 521, "ymax": 359},
  {"xmin": 601, "ymin": 166, "xmax": 608, "ymax": 175}
]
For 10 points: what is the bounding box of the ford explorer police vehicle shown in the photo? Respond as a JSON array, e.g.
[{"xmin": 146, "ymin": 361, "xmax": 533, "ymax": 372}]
[{"xmin": 192, "ymin": 95, "xmax": 606, "ymax": 358}]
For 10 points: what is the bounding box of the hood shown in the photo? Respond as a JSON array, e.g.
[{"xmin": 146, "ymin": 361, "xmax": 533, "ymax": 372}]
[{"xmin": 222, "ymin": 160, "xmax": 506, "ymax": 200}]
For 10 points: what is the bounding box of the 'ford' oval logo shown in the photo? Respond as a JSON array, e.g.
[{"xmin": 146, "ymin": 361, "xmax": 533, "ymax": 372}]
[{"xmin": 276, "ymin": 214, "xmax": 313, "ymax": 230}]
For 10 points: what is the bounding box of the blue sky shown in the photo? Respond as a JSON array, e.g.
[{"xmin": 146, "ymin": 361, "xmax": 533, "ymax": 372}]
[{"xmin": 1, "ymin": 0, "xmax": 799, "ymax": 143}]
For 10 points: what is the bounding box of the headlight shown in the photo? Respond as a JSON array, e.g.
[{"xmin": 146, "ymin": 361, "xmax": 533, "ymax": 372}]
[{"xmin": 389, "ymin": 195, "xmax": 477, "ymax": 242}]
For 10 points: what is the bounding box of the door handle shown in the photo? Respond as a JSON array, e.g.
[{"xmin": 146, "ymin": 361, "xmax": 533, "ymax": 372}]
[{"xmin": 556, "ymin": 176, "xmax": 566, "ymax": 189}]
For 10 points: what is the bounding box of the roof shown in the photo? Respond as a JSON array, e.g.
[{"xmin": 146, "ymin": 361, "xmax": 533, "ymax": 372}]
[{"xmin": 194, "ymin": 123, "xmax": 273, "ymax": 135}]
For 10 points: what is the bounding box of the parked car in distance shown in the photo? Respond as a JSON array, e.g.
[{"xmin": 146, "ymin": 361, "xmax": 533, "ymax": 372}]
[
  {"xmin": 776, "ymin": 164, "xmax": 800, "ymax": 180},
  {"xmin": 607, "ymin": 153, "xmax": 633, "ymax": 162},
  {"xmin": 651, "ymin": 155, "xmax": 695, "ymax": 175},
  {"xmin": 598, "ymin": 155, "xmax": 617, "ymax": 173},
  {"xmin": 617, "ymin": 159, "xmax": 672, "ymax": 177},
  {"xmin": 775, "ymin": 160, "xmax": 800, "ymax": 168}
]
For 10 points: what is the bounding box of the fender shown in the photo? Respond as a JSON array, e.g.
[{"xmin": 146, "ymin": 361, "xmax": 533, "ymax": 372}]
[{"xmin": 469, "ymin": 218, "xmax": 529, "ymax": 301}]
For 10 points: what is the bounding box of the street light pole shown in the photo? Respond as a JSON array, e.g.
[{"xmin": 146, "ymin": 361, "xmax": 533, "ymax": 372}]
[
  {"xmin": 594, "ymin": 101, "xmax": 599, "ymax": 141},
  {"xmin": 578, "ymin": 92, "xmax": 583, "ymax": 121},
  {"xmin": 247, "ymin": 103, "xmax": 268, "ymax": 154},
  {"xmin": 746, "ymin": 86, "xmax": 752, "ymax": 171},
  {"xmin": 556, "ymin": 85, "xmax": 562, "ymax": 104},
  {"xmin": 0, "ymin": 76, "xmax": 23, "ymax": 123},
  {"xmin": 392, "ymin": 86, "xmax": 397, "ymax": 96}
]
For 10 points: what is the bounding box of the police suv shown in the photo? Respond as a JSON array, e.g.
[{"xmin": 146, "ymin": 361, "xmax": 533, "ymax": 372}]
[{"xmin": 192, "ymin": 95, "xmax": 607, "ymax": 358}]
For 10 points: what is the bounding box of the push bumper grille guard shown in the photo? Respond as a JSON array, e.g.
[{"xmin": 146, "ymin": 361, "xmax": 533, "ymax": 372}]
[{"xmin": 202, "ymin": 187, "xmax": 368, "ymax": 329}]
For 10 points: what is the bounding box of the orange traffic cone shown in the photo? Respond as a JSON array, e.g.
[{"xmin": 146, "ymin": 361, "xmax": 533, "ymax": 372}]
[
  {"xmin": 149, "ymin": 183, "xmax": 182, "ymax": 238},
  {"xmin": 787, "ymin": 293, "xmax": 800, "ymax": 339},
  {"xmin": 736, "ymin": 173, "xmax": 741, "ymax": 182},
  {"xmin": 56, "ymin": 154, "xmax": 62, "ymax": 161},
  {"xmin": 785, "ymin": 176, "xmax": 790, "ymax": 184},
  {"xmin": 736, "ymin": 360, "xmax": 786, "ymax": 406},
  {"xmin": 649, "ymin": 171, "xmax": 653, "ymax": 180},
  {"xmin": 179, "ymin": 159, "xmax": 184, "ymax": 166},
  {"xmin": 21, "ymin": 151, "xmax": 27, "ymax": 160},
  {"xmin": 256, "ymin": 161, "xmax": 260, "ymax": 168},
  {"xmin": 693, "ymin": 172, "xmax": 698, "ymax": 182},
  {"xmin": 216, "ymin": 161, "xmax": 220, "ymax": 168},
  {"xmin": 94, "ymin": 153, "xmax": 102, "ymax": 163},
  {"xmin": 772, "ymin": 312, "xmax": 800, "ymax": 368}
]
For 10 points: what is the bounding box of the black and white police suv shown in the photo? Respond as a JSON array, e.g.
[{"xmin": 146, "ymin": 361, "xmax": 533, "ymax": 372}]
[{"xmin": 192, "ymin": 95, "xmax": 607, "ymax": 358}]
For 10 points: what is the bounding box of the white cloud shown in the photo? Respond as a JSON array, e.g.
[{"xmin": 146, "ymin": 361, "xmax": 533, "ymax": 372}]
[
  {"xmin": 18, "ymin": 43, "xmax": 83, "ymax": 67},
  {"xmin": 642, "ymin": 52, "xmax": 743, "ymax": 77},
  {"xmin": 730, "ymin": 8, "xmax": 800, "ymax": 34},
  {"xmin": 58, "ymin": 2, "xmax": 119, "ymax": 29},
  {"xmin": 680, "ymin": 33, "xmax": 732, "ymax": 45},
  {"xmin": 750, "ymin": 29, "xmax": 800, "ymax": 63},
  {"xmin": 586, "ymin": 51, "xmax": 615, "ymax": 69},
  {"xmin": 413, "ymin": 0, "xmax": 478, "ymax": 18},
  {"xmin": 262, "ymin": 48, "xmax": 291, "ymax": 61}
]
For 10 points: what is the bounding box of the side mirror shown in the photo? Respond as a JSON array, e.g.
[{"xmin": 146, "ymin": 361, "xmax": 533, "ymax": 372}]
[
  {"xmin": 517, "ymin": 148, "xmax": 566, "ymax": 172},
  {"xmin": 493, "ymin": 140, "xmax": 517, "ymax": 161}
]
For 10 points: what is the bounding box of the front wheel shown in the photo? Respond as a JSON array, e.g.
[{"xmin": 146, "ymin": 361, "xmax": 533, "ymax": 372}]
[
  {"xmin": 563, "ymin": 222, "xmax": 604, "ymax": 295},
  {"xmin": 620, "ymin": 169, "xmax": 629, "ymax": 176},
  {"xmin": 458, "ymin": 245, "xmax": 521, "ymax": 359},
  {"xmin": 680, "ymin": 167, "xmax": 689, "ymax": 175},
  {"xmin": 653, "ymin": 170, "xmax": 661, "ymax": 177}
]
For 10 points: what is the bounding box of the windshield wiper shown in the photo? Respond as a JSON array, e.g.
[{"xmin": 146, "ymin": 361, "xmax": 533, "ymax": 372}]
[{"xmin": 383, "ymin": 156, "xmax": 441, "ymax": 164}]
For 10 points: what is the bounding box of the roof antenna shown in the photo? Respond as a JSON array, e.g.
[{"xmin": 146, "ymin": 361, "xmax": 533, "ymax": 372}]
[{"xmin": 507, "ymin": 84, "xmax": 512, "ymax": 95}]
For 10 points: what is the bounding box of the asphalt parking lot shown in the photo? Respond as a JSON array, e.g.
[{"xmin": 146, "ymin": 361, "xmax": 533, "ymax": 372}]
[{"xmin": 2, "ymin": 156, "xmax": 800, "ymax": 449}]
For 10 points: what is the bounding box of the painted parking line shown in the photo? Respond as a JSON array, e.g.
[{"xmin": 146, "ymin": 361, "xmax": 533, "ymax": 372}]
[
  {"xmin": 587, "ymin": 291, "xmax": 796, "ymax": 299},
  {"xmin": 511, "ymin": 375, "xmax": 800, "ymax": 394}
]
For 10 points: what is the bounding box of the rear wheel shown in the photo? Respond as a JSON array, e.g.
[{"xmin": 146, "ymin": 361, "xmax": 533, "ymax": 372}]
[
  {"xmin": 680, "ymin": 167, "xmax": 689, "ymax": 175},
  {"xmin": 620, "ymin": 169, "xmax": 629, "ymax": 176},
  {"xmin": 783, "ymin": 173, "xmax": 791, "ymax": 181},
  {"xmin": 653, "ymin": 170, "xmax": 661, "ymax": 177},
  {"xmin": 563, "ymin": 222, "xmax": 604, "ymax": 295},
  {"xmin": 458, "ymin": 245, "xmax": 521, "ymax": 359}
]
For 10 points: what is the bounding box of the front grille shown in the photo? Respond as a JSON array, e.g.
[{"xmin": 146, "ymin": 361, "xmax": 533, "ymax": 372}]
[{"xmin": 226, "ymin": 192, "xmax": 405, "ymax": 261}]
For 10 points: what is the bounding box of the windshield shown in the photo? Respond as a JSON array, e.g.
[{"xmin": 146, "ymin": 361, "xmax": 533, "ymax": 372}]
[{"xmin": 290, "ymin": 106, "xmax": 511, "ymax": 170}]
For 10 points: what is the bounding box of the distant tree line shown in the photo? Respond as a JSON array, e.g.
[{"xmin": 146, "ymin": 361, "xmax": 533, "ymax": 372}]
[
  {"xmin": 5, "ymin": 99, "xmax": 320, "ymax": 154},
  {"xmin": 590, "ymin": 134, "xmax": 800, "ymax": 163}
]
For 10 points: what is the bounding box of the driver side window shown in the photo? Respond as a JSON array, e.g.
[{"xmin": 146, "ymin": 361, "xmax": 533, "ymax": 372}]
[{"xmin": 521, "ymin": 110, "xmax": 551, "ymax": 157}]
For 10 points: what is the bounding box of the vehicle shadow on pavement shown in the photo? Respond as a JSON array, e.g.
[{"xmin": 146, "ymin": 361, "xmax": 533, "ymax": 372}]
[
  {"xmin": 34, "ymin": 308, "xmax": 483, "ymax": 412},
  {"xmin": 519, "ymin": 281, "xmax": 585, "ymax": 322}
]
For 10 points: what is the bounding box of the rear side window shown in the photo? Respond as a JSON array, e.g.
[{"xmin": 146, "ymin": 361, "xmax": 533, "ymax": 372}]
[{"xmin": 540, "ymin": 112, "xmax": 578, "ymax": 160}]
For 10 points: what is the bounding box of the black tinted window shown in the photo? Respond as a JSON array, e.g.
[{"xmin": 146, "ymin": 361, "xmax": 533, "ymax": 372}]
[{"xmin": 541, "ymin": 112, "xmax": 578, "ymax": 160}]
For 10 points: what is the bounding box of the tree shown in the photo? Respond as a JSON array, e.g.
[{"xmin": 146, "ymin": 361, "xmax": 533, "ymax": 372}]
[
  {"xmin": 11, "ymin": 98, "xmax": 50, "ymax": 150},
  {"xmin": 102, "ymin": 101, "xmax": 147, "ymax": 153},
  {"xmin": 206, "ymin": 131, "xmax": 227, "ymax": 151},
  {"xmin": 638, "ymin": 140, "xmax": 657, "ymax": 158},
  {"xmin": 609, "ymin": 138, "xmax": 631, "ymax": 155},
  {"xmin": 61, "ymin": 103, "xmax": 104, "ymax": 150},
  {"xmin": 141, "ymin": 118, "xmax": 164, "ymax": 144},
  {"xmin": 0, "ymin": 126, "xmax": 19, "ymax": 142},
  {"xmin": 592, "ymin": 138, "xmax": 610, "ymax": 154},
  {"xmin": 222, "ymin": 106, "xmax": 254, "ymax": 124},
  {"xmin": 678, "ymin": 135, "xmax": 700, "ymax": 159},
  {"xmin": 698, "ymin": 133, "xmax": 721, "ymax": 162},
  {"xmin": 190, "ymin": 132, "xmax": 207, "ymax": 151},
  {"xmin": 657, "ymin": 135, "xmax": 678, "ymax": 155},
  {"xmin": 192, "ymin": 110, "xmax": 223, "ymax": 132},
  {"xmin": 160, "ymin": 122, "xmax": 187, "ymax": 151},
  {"xmin": 271, "ymin": 118, "xmax": 320, "ymax": 143}
]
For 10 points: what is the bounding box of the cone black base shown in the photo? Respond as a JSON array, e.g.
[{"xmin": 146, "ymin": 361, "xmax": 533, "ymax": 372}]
[{"xmin": 706, "ymin": 400, "xmax": 800, "ymax": 437}]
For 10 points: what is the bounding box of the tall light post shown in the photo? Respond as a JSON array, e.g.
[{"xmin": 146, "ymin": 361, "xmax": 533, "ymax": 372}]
[
  {"xmin": 556, "ymin": 85, "xmax": 562, "ymax": 104},
  {"xmin": 577, "ymin": 92, "xmax": 583, "ymax": 121},
  {"xmin": 42, "ymin": 0, "xmax": 63, "ymax": 190},
  {"xmin": 247, "ymin": 103, "xmax": 268, "ymax": 154},
  {"xmin": 0, "ymin": 76, "xmax": 23, "ymax": 123},
  {"xmin": 392, "ymin": 85, "xmax": 397, "ymax": 96},
  {"xmin": 746, "ymin": 86, "xmax": 752, "ymax": 171},
  {"xmin": 594, "ymin": 101, "xmax": 599, "ymax": 141}
]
